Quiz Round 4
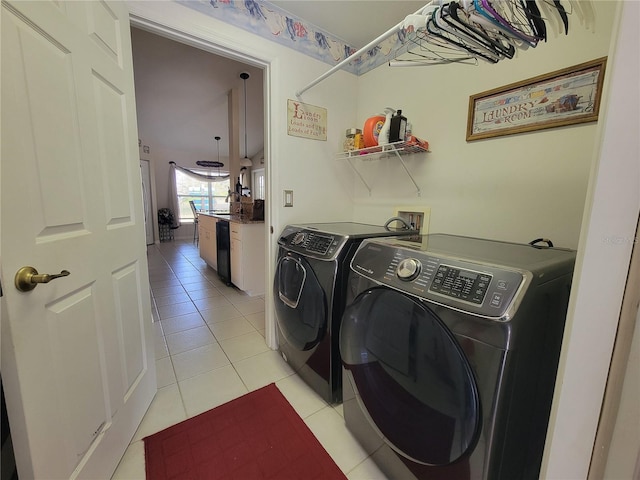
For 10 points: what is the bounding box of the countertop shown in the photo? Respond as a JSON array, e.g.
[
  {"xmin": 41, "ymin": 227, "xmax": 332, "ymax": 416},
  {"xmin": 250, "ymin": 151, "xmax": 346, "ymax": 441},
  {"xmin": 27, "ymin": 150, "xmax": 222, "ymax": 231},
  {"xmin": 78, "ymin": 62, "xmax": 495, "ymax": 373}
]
[{"xmin": 198, "ymin": 211, "xmax": 264, "ymax": 225}]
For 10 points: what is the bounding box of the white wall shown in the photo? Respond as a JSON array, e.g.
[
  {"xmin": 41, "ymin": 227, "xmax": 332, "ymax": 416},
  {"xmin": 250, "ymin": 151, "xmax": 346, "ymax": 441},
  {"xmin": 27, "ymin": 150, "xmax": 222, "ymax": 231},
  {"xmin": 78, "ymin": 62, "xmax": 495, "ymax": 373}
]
[
  {"xmin": 351, "ymin": 2, "xmax": 617, "ymax": 249},
  {"xmin": 543, "ymin": 2, "xmax": 640, "ymax": 477},
  {"xmin": 603, "ymin": 306, "xmax": 640, "ymax": 478}
]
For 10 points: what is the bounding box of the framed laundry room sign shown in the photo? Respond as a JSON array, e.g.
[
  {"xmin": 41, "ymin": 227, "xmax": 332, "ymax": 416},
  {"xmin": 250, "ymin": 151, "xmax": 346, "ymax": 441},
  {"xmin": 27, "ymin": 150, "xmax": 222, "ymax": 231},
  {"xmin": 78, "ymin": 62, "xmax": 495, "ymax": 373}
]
[
  {"xmin": 466, "ymin": 57, "xmax": 607, "ymax": 141},
  {"xmin": 287, "ymin": 99, "xmax": 327, "ymax": 141}
]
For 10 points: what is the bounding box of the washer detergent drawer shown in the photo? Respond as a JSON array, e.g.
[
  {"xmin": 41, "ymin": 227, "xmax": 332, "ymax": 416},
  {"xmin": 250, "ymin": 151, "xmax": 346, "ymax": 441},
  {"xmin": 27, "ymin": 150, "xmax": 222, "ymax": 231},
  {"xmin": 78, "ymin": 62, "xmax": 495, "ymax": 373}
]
[
  {"xmin": 340, "ymin": 287, "xmax": 481, "ymax": 466},
  {"xmin": 274, "ymin": 254, "xmax": 327, "ymax": 351}
]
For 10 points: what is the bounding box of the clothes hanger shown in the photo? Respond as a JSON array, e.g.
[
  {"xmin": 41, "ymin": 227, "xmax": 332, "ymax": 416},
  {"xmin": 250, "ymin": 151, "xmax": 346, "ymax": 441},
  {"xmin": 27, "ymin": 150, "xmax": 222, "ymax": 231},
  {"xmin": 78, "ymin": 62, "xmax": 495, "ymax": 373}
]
[
  {"xmin": 389, "ymin": 46, "xmax": 478, "ymax": 67},
  {"xmin": 522, "ymin": 0, "xmax": 547, "ymax": 42},
  {"xmin": 426, "ymin": 8, "xmax": 501, "ymax": 63},
  {"xmin": 552, "ymin": 0, "xmax": 569, "ymax": 34},
  {"xmin": 568, "ymin": 0, "xmax": 594, "ymax": 32},
  {"xmin": 535, "ymin": 0, "xmax": 570, "ymax": 35},
  {"xmin": 474, "ymin": 0, "xmax": 541, "ymax": 46},
  {"xmin": 434, "ymin": 4, "xmax": 505, "ymax": 60},
  {"xmin": 448, "ymin": 1, "xmax": 516, "ymax": 58},
  {"xmin": 471, "ymin": 0, "xmax": 539, "ymax": 47},
  {"xmin": 460, "ymin": 0, "xmax": 531, "ymax": 50},
  {"xmin": 398, "ymin": 8, "xmax": 480, "ymax": 66},
  {"xmin": 482, "ymin": 0, "xmax": 543, "ymax": 41}
]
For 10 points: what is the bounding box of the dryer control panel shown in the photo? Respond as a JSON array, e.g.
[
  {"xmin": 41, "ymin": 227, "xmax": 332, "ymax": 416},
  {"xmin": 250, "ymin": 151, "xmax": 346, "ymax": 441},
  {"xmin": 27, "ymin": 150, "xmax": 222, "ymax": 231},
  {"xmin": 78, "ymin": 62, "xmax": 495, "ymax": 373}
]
[
  {"xmin": 428, "ymin": 264, "xmax": 492, "ymax": 305},
  {"xmin": 278, "ymin": 225, "xmax": 347, "ymax": 261},
  {"xmin": 350, "ymin": 239, "xmax": 527, "ymax": 320}
]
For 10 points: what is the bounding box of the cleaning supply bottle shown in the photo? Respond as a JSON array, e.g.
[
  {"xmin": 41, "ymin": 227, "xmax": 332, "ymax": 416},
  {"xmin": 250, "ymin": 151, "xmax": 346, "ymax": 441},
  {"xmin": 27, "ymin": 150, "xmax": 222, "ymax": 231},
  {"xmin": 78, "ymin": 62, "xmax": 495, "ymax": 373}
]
[
  {"xmin": 377, "ymin": 107, "xmax": 395, "ymax": 146},
  {"xmin": 363, "ymin": 114, "xmax": 386, "ymax": 147},
  {"xmin": 389, "ymin": 109, "xmax": 407, "ymax": 143}
]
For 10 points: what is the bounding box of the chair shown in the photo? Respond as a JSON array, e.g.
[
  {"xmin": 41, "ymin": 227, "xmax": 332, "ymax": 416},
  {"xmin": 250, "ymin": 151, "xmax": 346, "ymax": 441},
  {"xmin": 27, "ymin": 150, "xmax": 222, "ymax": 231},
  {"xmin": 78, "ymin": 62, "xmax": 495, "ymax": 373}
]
[
  {"xmin": 189, "ymin": 200, "xmax": 199, "ymax": 244},
  {"xmin": 158, "ymin": 208, "xmax": 177, "ymax": 242}
]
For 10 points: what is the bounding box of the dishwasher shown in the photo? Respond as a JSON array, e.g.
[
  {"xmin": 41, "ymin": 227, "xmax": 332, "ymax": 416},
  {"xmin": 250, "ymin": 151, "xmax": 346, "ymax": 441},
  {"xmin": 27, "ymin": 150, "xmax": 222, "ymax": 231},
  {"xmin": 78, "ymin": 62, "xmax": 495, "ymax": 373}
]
[{"xmin": 216, "ymin": 219, "xmax": 231, "ymax": 285}]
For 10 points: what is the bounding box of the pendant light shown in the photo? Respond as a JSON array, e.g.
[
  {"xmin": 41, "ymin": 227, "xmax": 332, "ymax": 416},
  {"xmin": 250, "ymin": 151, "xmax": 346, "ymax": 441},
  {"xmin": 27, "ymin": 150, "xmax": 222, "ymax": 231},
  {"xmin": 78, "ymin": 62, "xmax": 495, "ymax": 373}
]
[
  {"xmin": 197, "ymin": 136, "xmax": 224, "ymax": 173},
  {"xmin": 215, "ymin": 136, "xmax": 222, "ymax": 177},
  {"xmin": 239, "ymin": 72, "xmax": 253, "ymax": 167}
]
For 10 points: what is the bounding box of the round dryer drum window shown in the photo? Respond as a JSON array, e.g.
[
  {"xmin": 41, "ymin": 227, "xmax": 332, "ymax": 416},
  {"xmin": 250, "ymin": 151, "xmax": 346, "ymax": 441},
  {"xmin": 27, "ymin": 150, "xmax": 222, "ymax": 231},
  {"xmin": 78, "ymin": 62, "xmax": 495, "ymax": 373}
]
[
  {"xmin": 340, "ymin": 288, "xmax": 481, "ymax": 466},
  {"xmin": 274, "ymin": 255, "xmax": 326, "ymax": 350}
]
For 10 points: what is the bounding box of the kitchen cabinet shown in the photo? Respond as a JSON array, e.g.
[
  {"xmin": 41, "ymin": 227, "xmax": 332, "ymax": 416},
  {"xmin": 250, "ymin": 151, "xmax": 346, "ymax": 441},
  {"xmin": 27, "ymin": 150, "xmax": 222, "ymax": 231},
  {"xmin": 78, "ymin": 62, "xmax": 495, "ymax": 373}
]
[
  {"xmin": 198, "ymin": 214, "xmax": 218, "ymax": 270},
  {"xmin": 230, "ymin": 222, "xmax": 265, "ymax": 296}
]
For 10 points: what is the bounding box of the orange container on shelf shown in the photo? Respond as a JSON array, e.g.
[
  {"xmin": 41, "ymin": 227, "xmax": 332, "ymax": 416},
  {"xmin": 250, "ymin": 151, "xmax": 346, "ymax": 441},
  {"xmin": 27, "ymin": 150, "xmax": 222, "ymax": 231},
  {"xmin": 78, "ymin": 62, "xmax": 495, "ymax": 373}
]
[
  {"xmin": 363, "ymin": 115, "xmax": 386, "ymax": 147},
  {"xmin": 406, "ymin": 135, "xmax": 429, "ymax": 151}
]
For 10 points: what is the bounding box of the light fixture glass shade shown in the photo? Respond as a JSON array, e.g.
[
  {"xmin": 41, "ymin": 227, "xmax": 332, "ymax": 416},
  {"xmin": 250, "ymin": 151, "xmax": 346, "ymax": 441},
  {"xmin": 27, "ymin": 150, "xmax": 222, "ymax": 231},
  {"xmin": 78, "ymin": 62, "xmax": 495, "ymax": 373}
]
[{"xmin": 239, "ymin": 156, "xmax": 253, "ymax": 167}]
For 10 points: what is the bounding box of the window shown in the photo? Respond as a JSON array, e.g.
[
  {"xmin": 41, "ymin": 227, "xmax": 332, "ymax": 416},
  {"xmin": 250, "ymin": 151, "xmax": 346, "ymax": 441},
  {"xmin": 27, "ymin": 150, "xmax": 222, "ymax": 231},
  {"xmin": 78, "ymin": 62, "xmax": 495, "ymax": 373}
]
[
  {"xmin": 175, "ymin": 169, "xmax": 230, "ymax": 221},
  {"xmin": 252, "ymin": 168, "xmax": 265, "ymax": 200}
]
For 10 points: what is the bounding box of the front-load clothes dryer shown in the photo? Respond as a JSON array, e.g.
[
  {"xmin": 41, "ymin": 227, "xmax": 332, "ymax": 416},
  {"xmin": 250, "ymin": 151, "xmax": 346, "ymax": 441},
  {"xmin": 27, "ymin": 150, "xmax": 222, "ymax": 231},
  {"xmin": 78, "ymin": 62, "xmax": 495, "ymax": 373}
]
[
  {"xmin": 340, "ymin": 234, "xmax": 576, "ymax": 480},
  {"xmin": 274, "ymin": 222, "xmax": 416, "ymax": 404}
]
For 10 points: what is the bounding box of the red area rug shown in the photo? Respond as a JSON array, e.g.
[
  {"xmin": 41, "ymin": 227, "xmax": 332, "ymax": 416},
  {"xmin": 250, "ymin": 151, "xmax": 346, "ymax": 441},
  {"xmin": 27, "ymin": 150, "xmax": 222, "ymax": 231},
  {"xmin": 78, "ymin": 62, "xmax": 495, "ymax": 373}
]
[{"xmin": 144, "ymin": 383, "xmax": 347, "ymax": 479}]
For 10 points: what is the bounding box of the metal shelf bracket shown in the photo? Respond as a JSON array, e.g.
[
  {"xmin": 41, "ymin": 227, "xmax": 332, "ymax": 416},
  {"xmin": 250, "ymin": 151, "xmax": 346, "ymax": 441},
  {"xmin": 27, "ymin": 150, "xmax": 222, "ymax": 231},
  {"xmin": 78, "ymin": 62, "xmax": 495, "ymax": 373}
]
[{"xmin": 336, "ymin": 141, "xmax": 428, "ymax": 196}]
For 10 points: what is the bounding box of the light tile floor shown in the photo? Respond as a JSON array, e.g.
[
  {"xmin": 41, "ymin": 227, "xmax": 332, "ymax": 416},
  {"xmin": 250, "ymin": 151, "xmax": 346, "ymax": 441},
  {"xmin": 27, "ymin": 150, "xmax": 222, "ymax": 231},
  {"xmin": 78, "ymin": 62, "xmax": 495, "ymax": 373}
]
[{"xmin": 111, "ymin": 240, "xmax": 387, "ymax": 479}]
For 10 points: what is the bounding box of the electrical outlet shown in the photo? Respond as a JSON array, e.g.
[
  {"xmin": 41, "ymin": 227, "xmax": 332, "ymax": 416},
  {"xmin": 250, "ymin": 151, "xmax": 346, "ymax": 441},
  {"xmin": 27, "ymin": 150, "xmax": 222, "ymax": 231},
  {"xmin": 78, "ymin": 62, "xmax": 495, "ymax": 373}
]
[{"xmin": 395, "ymin": 206, "xmax": 431, "ymax": 241}]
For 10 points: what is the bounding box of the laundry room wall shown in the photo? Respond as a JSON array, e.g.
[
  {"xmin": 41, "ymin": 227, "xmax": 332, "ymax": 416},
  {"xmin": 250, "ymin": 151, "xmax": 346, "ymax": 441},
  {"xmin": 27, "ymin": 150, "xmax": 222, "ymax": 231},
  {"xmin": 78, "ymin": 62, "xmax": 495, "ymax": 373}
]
[
  {"xmin": 129, "ymin": 1, "xmax": 360, "ymax": 244},
  {"xmin": 348, "ymin": 2, "xmax": 618, "ymax": 249}
]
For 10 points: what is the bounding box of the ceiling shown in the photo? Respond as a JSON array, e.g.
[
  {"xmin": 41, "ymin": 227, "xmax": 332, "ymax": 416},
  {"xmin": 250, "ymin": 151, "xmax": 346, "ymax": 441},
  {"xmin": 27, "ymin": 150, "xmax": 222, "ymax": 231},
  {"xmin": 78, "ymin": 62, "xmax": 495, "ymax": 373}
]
[
  {"xmin": 131, "ymin": 27, "xmax": 265, "ymax": 164},
  {"xmin": 269, "ymin": 1, "xmax": 428, "ymax": 49},
  {"xmin": 130, "ymin": 2, "xmax": 426, "ymax": 165}
]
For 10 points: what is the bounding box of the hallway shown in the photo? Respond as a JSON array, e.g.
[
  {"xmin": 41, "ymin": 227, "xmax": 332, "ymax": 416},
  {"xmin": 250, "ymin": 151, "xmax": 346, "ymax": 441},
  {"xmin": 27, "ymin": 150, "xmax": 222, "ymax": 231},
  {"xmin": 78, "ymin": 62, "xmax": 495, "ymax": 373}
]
[{"xmin": 111, "ymin": 240, "xmax": 386, "ymax": 479}]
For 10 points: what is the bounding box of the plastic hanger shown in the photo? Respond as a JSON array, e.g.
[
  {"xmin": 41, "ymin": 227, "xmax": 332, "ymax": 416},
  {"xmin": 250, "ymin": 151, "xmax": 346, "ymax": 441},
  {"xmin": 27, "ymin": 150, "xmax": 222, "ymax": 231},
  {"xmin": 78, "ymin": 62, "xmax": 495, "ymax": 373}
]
[
  {"xmin": 448, "ymin": 1, "xmax": 516, "ymax": 58},
  {"xmin": 569, "ymin": 0, "xmax": 595, "ymax": 32},
  {"xmin": 434, "ymin": 4, "xmax": 504, "ymax": 60},
  {"xmin": 482, "ymin": 0, "xmax": 543, "ymax": 42},
  {"xmin": 553, "ymin": 0, "xmax": 569, "ymax": 34},
  {"xmin": 475, "ymin": 0, "xmax": 540, "ymax": 46},
  {"xmin": 460, "ymin": 0, "xmax": 530, "ymax": 50},
  {"xmin": 471, "ymin": 0, "xmax": 536, "ymax": 47},
  {"xmin": 536, "ymin": 0, "xmax": 569, "ymax": 35},
  {"xmin": 426, "ymin": 7, "xmax": 501, "ymax": 63},
  {"xmin": 394, "ymin": 31, "xmax": 479, "ymax": 66}
]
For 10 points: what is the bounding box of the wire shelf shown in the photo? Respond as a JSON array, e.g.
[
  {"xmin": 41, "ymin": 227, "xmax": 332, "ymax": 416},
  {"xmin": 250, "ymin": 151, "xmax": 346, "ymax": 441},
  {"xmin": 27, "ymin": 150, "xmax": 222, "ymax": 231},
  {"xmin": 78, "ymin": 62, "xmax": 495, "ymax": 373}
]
[
  {"xmin": 336, "ymin": 140, "xmax": 430, "ymax": 196},
  {"xmin": 335, "ymin": 141, "xmax": 429, "ymax": 160}
]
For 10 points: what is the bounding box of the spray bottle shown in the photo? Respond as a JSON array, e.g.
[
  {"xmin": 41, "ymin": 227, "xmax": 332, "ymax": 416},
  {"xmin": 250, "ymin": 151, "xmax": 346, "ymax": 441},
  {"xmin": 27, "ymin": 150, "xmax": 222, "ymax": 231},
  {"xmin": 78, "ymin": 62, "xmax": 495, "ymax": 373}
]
[{"xmin": 377, "ymin": 107, "xmax": 395, "ymax": 146}]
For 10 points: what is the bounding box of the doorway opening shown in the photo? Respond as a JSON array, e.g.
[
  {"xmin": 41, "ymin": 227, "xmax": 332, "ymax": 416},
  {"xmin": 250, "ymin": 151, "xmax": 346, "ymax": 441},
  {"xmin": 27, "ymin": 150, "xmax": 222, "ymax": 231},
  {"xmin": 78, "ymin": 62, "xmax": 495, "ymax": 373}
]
[{"xmin": 129, "ymin": 18, "xmax": 274, "ymax": 348}]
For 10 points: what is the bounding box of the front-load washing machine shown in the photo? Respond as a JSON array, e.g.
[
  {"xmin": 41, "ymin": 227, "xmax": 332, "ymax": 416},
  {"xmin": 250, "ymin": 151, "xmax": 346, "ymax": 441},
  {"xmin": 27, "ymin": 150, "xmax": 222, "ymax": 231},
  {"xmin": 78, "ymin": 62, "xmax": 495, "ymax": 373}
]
[
  {"xmin": 274, "ymin": 222, "xmax": 416, "ymax": 404},
  {"xmin": 340, "ymin": 234, "xmax": 575, "ymax": 480}
]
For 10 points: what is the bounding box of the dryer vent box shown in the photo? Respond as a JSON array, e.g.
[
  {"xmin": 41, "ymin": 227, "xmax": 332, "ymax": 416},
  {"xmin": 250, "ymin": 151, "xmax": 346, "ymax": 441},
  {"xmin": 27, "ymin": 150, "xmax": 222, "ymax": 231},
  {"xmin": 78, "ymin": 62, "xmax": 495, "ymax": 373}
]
[{"xmin": 395, "ymin": 207, "xmax": 431, "ymax": 242}]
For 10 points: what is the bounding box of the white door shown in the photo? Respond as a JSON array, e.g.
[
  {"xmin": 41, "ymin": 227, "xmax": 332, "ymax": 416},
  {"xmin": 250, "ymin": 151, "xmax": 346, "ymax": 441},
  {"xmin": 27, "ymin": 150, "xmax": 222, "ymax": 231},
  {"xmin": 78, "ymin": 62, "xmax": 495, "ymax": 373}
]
[
  {"xmin": 1, "ymin": 2, "xmax": 156, "ymax": 479},
  {"xmin": 140, "ymin": 159, "xmax": 154, "ymax": 245}
]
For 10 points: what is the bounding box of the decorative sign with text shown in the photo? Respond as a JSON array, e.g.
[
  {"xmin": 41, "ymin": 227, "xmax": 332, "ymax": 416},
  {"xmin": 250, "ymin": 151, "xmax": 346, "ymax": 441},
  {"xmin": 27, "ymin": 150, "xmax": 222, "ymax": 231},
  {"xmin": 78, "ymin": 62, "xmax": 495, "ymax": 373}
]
[
  {"xmin": 287, "ymin": 99, "xmax": 327, "ymax": 141},
  {"xmin": 467, "ymin": 57, "xmax": 606, "ymax": 141}
]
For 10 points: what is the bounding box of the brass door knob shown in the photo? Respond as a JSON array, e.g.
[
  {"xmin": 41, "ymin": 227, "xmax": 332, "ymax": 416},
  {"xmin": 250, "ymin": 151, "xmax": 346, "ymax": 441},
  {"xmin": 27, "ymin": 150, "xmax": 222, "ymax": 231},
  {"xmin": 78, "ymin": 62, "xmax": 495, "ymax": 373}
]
[{"xmin": 15, "ymin": 266, "xmax": 70, "ymax": 292}]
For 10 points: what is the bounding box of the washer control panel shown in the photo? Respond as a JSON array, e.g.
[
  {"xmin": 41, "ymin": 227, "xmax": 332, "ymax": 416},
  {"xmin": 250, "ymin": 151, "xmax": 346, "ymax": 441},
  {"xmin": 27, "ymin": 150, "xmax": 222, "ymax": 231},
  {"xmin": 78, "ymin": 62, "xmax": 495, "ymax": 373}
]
[
  {"xmin": 278, "ymin": 225, "xmax": 347, "ymax": 260},
  {"xmin": 351, "ymin": 240, "xmax": 526, "ymax": 319}
]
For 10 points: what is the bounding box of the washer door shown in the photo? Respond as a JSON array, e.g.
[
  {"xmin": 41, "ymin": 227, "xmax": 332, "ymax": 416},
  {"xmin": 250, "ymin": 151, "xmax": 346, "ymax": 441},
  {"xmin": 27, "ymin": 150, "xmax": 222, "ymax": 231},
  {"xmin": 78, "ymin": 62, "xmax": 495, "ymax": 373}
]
[
  {"xmin": 274, "ymin": 254, "xmax": 327, "ymax": 351},
  {"xmin": 341, "ymin": 287, "xmax": 481, "ymax": 466}
]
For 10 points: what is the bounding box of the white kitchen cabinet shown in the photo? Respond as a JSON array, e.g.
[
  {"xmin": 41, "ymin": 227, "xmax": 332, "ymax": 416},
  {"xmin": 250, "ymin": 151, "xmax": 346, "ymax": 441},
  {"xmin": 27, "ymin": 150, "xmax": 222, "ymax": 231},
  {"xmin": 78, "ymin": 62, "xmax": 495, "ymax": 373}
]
[
  {"xmin": 230, "ymin": 221, "xmax": 265, "ymax": 296},
  {"xmin": 198, "ymin": 214, "xmax": 218, "ymax": 270}
]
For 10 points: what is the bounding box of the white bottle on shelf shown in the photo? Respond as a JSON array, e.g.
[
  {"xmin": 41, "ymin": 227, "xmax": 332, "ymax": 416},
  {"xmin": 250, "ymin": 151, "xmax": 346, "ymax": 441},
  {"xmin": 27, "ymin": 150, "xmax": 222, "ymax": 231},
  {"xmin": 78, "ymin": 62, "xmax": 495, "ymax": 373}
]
[{"xmin": 377, "ymin": 107, "xmax": 395, "ymax": 146}]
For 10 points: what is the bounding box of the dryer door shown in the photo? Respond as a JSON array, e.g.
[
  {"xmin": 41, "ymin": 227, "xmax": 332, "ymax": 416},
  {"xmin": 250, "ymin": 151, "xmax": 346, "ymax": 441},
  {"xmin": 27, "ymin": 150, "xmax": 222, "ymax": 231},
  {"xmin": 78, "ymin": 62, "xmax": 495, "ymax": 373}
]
[
  {"xmin": 274, "ymin": 254, "xmax": 327, "ymax": 350},
  {"xmin": 341, "ymin": 287, "xmax": 481, "ymax": 466}
]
